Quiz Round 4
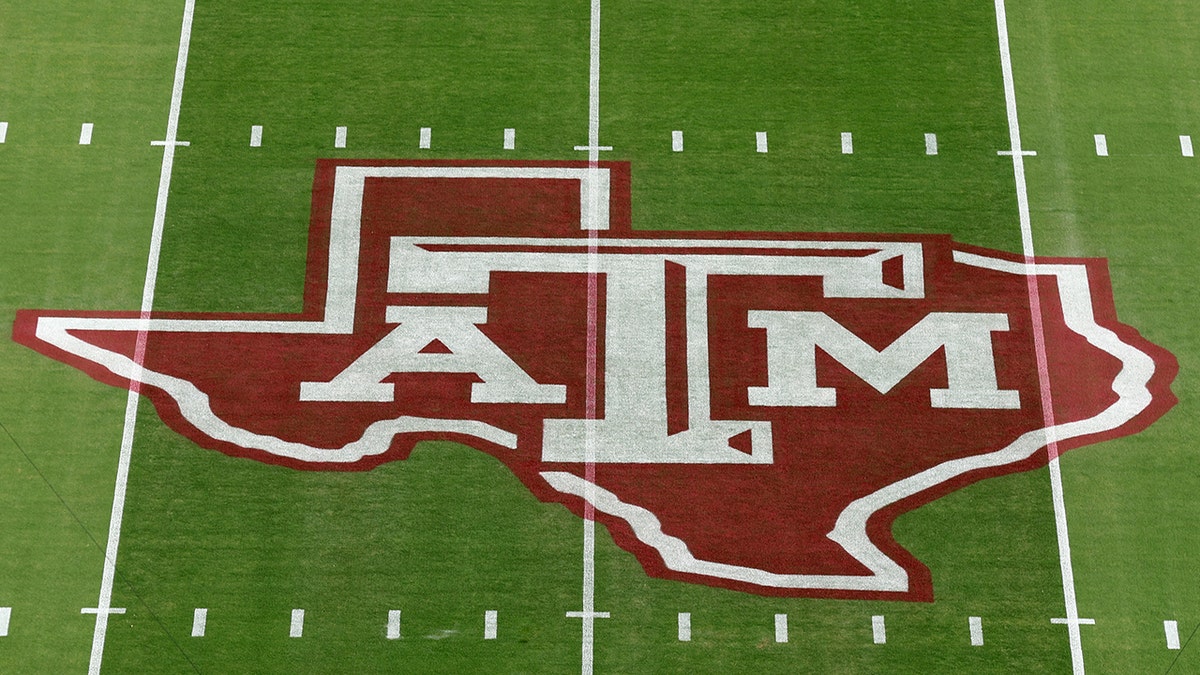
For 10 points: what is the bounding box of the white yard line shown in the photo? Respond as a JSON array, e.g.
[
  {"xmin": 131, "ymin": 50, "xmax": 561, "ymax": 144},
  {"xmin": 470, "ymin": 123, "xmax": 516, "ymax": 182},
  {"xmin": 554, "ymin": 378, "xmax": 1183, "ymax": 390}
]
[
  {"xmin": 872, "ymin": 615, "xmax": 886, "ymax": 644},
  {"xmin": 190, "ymin": 608, "xmax": 207, "ymax": 637},
  {"xmin": 1165, "ymin": 620, "xmax": 1181, "ymax": 650},
  {"xmin": 0, "ymin": 607, "xmax": 10, "ymax": 637},
  {"xmin": 969, "ymin": 616, "xmax": 984, "ymax": 646},
  {"xmin": 1093, "ymin": 134, "xmax": 1107, "ymax": 157},
  {"xmin": 387, "ymin": 610, "xmax": 402, "ymax": 639},
  {"xmin": 755, "ymin": 131, "xmax": 768, "ymax": 153},
  {"xmin": 249, "ymin": 125, "xmax": 263, "ymax": 147},
  {"xmin": 774, "ymin": 614, "xmax": 789, "ymax": 643},
  {"xmin": 925, "ymin": 132, "xmax": 938, "ymax": 155},
  {"xmin": 841, "ymin": 131, "xmax": 853, "ymax": 154},
  {"xmin": 85, "ymin": 1, "xmax": 195, "ymax": 673},
  {"xmin": 1180, "ymin": 135, "xmax": 1193, "ymax": 158},
  {"xmin": 993, "ymin": 2, "xmax": 1089, "ymax": 673},
  {"xmin": 677, "ymin": 613, "xmax": 691, "ymax": 641},
  {"xmin": 335, "ymin": 126, "xmax": 347, "ymax": 149},
  {"xmin": 672, "ymin": 130, "xmax": 683, "ymax": 152},
  {"xmin": 503, "ymin": 128, "xmax": 515, "ymax": 150},
  {"xmin": 484, "ymin": 610, "xmax": 498, "ymax": 639},
  {"xmin": 0, "ymin": 122, "xmax": 8, "ymax": 143},
  {"xmin": 289, "ymin": 609, "xmax": 305, "ymax": 638},
  {"xmin": 79, "ymin": 123, "xmax": 94, "ymax": 145},
  {"xmin": 419, "ymin": 127, "xmax": 431, "ymax": 149}
]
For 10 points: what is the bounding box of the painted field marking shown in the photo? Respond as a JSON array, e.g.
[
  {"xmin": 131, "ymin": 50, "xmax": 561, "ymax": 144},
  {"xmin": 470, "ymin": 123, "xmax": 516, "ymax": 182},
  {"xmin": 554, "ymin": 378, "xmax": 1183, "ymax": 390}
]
[
  {"xmin": 79, "ymin": 123, "xmax": 94, "ymax": 145},
  {"xmin": 774, "ymin": 614, "xmax": 789, "ymax": 643},
  {"xmin": 88, "ymin": 2, "xmax": 195, "ymax": 673},
  {"xmin": 1094, "ymin": 134, "xmax": 1108, "ymax": 156},
  {"xmin": 1051, "ymin": 617, "xmax": 1096, "ymax": 626},
  {"xmin": 386, "ymin": 610, "xmax": 402, "ymax": 640},
  {"xmin": 1165, "ymin": 620, "xmax": 1181, "ymax": 650},
  {"xmin": 871, "ymin": 615, "xmax": 886, "ymax": 644},
  {"xmin": 1180, "ymin": 135, "xmax": 1193, "ymax": 158},
  {"xmin": 249, "ymin": 125, "xmax": 263, "ymax": 148},
  {"xmin": 841, "ymin": 132, "xmax": 853, "ymax": 154},
  {"xmin": 925, "ymin": 133, "xmax": 938, "ymax": 155},
  {"xmin": 504, "ymin": 128, "xmax": 515, "ymax": 150},
  {"xmin": 191, "ymin": 608, "xmax": 207, "ymax": 637},
  {"xmin": 573, "ymin": 144, "xmax": 613, "ymax": 152},
  {"xmin": 675, "ymin": 612, "xmax": 691, "ymax": 641},
  {"xmin": 672, "ymin": 130, "xmax": 683, "ymax": 152},
  {"xmin": 969, "ymin": 616, "xmax": 983, "ymax": 646},
  {"xmin": 484, "ymin": 610, "xmax": 498, "ymax": 639},
  {"xmin": 289, "ymin": 609, "xmax": 305, "ymax": 638},
  {"xmin": 419, "ymin": 127, "xmax": 431, "ymax": 149},
  {"xmin": 756, "ymin": 131, "xmax": 768, "ymax": 153},
  {"xmin": 0, "ymin": 122, "xmax": 7, "ymax": 143},
  {"xmin": 0, "ymin": 607, "xmax": 10, "ymax": 637},
  {"xmin": 334, "ymin": 126, "xmax": 347, "ymax": 149}
]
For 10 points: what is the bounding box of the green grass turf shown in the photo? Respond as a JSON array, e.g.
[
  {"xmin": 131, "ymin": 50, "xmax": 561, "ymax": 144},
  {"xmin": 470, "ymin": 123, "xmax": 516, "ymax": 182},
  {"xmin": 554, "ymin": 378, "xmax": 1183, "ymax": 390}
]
[{"xmin": 0, "ymin": 0, "xmax": 1196, "ymax": 672}]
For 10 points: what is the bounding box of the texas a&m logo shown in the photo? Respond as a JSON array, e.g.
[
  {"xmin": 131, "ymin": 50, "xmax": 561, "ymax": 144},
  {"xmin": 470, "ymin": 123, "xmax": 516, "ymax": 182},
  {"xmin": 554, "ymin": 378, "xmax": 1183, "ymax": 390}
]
[{"xmin": 14, "ymin": 160, "xmax": 1177, "ymax": 600}]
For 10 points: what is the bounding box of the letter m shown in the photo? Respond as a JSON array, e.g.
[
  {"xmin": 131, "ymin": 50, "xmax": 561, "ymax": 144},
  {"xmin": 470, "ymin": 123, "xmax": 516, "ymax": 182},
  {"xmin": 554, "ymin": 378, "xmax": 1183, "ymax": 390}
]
[{"xmin": 747, "ymin": 311, "xmax": 1020, "ymax": 409}]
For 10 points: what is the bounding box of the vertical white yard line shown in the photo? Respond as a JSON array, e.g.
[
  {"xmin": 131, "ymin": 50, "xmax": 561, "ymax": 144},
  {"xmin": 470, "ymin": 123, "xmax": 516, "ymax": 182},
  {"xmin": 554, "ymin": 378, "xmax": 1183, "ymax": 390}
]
[
  {"xmin": 0, "ymin": 122, "xmax": 8, "ymax": 143},
  {"xmin": 249, "ymin": 125, "xmax": 263, "ymax": 147},
  {"xmin": 0, "ymin": 607, "xmax": 10, "ymax": 637},
  {"xmin": 484, "ymin": 610, "xmax": 498, "ymax": 640},
  {"xmin": 86, "ymin": 1, "xmax": 195, "ymax": 673},
  {"xmin": 289, "ymin": 609, "xmax": 304, "ymax": 638},
  {"xmin": 419, "ymin": 127, "xmax": 432, "ymax": 149},
  {"xmin": 871, "ymin": 615, "xmax": 887, "ymax": 644},
  {"xmin": 386, "ymin": 610, "xmax": 402, "ymax": 639},
  {"xmin": 1093, "ymin": 134, "xmax": 1107, "ymax": 157},
  {"xmin": 671, "ymin": 130, "xmax": 683, "ymax": 152},
  {"xmin": 841, "ymin": 131, "xmax": 853, "ymax": 154},
  {"xmin": 993, "ymin": 2, "xmax": 1086, "ymax": 673},
  {"xmin": 677, "ymin": 613, "xmax": 691, "ymax": 641},
  {"xmin": 334, "ymin": 126, "xmax": 347, "ymax": 149},
  {"xmin": 503, "ymin": 128, "xmax": 516, "ymax": 150},
  {"xmin": 1165, "ymin": 620, "xmax": 1181, "ymax": 650},
  {"xmin": 190, "ymin": 608, "xmax": 207, "ymax": 637},
  {"xmin": 925, "ymin": 132, "xmax": 938, "ymax": 155},
  {"xmin": 1180, "ymin": 135, "xmax": 1194, "ymax": 158},
  {"xmin": 755, "ymin": 131, "xmax": 768, "ymax": 153},
  {"xmin": 79, "ymin": 123, "xmax": 95, "ymax": 145},
  {"xmin": 969, "ymin": 616, "xmax": 984, "ymax": 646},
  {"xmin": 774, "ymin": 614, "xmax": 789, "ymax": 643}
]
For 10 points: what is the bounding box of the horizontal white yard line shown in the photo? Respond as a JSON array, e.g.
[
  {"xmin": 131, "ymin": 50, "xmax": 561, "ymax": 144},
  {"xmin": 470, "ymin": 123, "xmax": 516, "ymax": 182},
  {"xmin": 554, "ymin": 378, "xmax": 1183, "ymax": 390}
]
[
  {"xmin": 250, "ymin": 125, "xmax": 262, "ymax": 148},
  {"xmin": 289, "ymin": 609, "xmax": 304, "ymax": 638},
  {"xmin": 774, "ymin": 614, "xmax": 788, "ymax": 643},
  {"xmin": 925, "ymin": 133, "xmax": 938, "ymax": 155},
  {"xmin": 1165, "ymin": 620, "xmax": 1180, "ymax": 650},
  {"xmin": 79, "ymin": 123, "xmax": 94, "ymax": 145},
  {"xmin": 841, "ymin": 132, "xmax": 853, "ymax": 154},
  {"xmin": 969, "ymin": 616, "xmax": 983, "ymax": 646},
  {"xmin": 191, "ymin": 608, "xmax": 206, "ymax": 637},
  {"xmin": 387, "ymin": 610, "xmax": 401, "ymax": 640},
  {"xmin": 1094, "ymin": 133, "xmax": 1108, "ymax": 156},
  {"xmin": 335, "ymin": 126, "xmax": 347, "ymax": 149},
  {"xmin": 503, "ymin": 128, "xmax": 515, "ymax": 150},
  {"xmin": 484, "ymin": 610, "xmax": 497, "ymax": 639},
  {"xmin": 0, "ymin": 607, "xmax": 10, "ymax": 637},
  {"xmin": 419, "ymin": 127, "xmax": 431, "ymax": 149},
  {"xmin": 672, "ymin": 130, "xmax": 683, "ymax": 152},
  {"xmin": 0, "ymin": 122, "xmax": 7, "ymax": 143},
  {"xmin": 872, "ymin": 615, "xmax": 886, "ymax": 644},
  {"xmin": 1180, "ymin": 135, "xmax": 1193, "ymax": 158},
  {"xmin": 677, "ymin": 612, "xmax": 691, "ymax": 641},
  {"xmin": 756, "ymin": 131, "xmax": 768, "ymax": 153}
]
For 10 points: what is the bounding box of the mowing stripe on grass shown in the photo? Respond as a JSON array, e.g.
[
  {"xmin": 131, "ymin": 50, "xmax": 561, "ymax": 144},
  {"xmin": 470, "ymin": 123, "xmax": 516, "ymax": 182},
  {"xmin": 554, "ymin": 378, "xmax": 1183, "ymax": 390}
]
[
  {"xmin": 872, "ymin": 615, "xmax": 886, "ymax": 644},
  {"xmin": 841, "ymin": 132, "xmax": 853, "ymax": 154},
  {"xmin": 1180, "ymin": 135, "xmax": 1193, "ymax": 157},
  {"xmin": 755, "ymin": 131, "xmax": 767, "ymax": 153},
  {"xmin": 335, "ymin": 126, "xmax": 347, "ymax": 149},
  {"xmin": 925, "ymin": 133, "xmax": 938, "ymax": 155},
  {"xmin": 677, "ymin": 613, "xmax": 691, "ymax": 641},
  {"xmin": 87, "ymin": 2, "xmax": 195, "ymax": 673},
  {"xmin": 672, "ymin": 130, "xmax": 683, "ymax": 152},
  {"xmin": 249, "ymin": 125, "xmax": 262, "ymax": 147},
  {"xmin": 969, "ymin": 616, "xmax": 983, "ymax": 646},
  {"xmin": 0, "ymin": 607, "xmax": 9, "ymax": 637},
  {"xmin": 386, "ymin": 610, "xmax": 401, "ymax": 640},
  {"xmin": 1093, "ymin": 134, "xmax": 1108, "ymax": 156},
  {"xmin": 994, "ymin": 1, "xmax": 1087, "ymax": 672},
  {"xmin": 774, "ymin": 614, "xmax": 789, "ymax": 643},
  {"xmin": 484, "ymin": 610, "xmax": 497, "ymax": 639},
  {"xmin": 0, "ymin": 122, "xmax": 7, "ymax": 143},
  {"xmin": 191, "ymin": 608, "xmax": 206, "ymax": 637},
  {"xmin": 419, "ymin": 127, "xmax": 431, "ymax": 149},
  {"xmin": 504, "ymin": 128, "xmax": 515, "ymax": 150},
  {"xmin": 1165, "ymin": 620, "xmax": 1181, "ymax": 649},
  {"xmin": 79, "ymin": 123, "xmax": 94, "ymax": 145},
  {"xmin": 289, "ymin": 609, "xmax": 305, "ymax": 638}
]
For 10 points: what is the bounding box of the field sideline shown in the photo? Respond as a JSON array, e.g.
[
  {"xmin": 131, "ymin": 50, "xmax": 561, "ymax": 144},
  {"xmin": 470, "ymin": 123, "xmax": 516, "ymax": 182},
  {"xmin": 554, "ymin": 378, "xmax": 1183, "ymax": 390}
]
[{"xmin": 1, "ymin": 1, "xmax": 1197, "ymax": 673}]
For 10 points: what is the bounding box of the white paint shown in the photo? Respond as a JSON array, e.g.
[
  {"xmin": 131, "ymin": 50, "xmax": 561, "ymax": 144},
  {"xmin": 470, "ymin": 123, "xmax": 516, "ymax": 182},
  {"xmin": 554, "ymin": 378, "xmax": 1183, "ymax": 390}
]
[
  {"xmin": 993, "ymin": 2, "xmax": 1087, "ymax": 672},
  {"xmin": 0, "ymin": 122, "xmax": 7, "ymax": 143},
  {"xmin": 756, "ymin": 131, "xmax": 768, "ymax": 153},
  {"xmin": 774, "ymin": 614, "xmax": 788, "ymax": 643},
  {"xmin": 290, "ymin": 609, "xmax": 305, "ymax": 638},
  {"xmin": 79, "ymin": 123, "xmax": 94, "ymax": 145},
  {"xmin": 925, "ymin": 133, "xmax": 938, "ymax": 155},
  {"xmin": 872, "ymin": 615, "xmax": 886, "ymax": 644},
  {"xmin": 249, "ymin": 125, "xmax": 262, "ymax": 147},
  {"xmin": 419, "ymin": 127, "xmax": 431, "ymax": 149},
  {"xmin": 1165, "ymin": 620, "xmax": 1180, "ymax": 650},
  {"xmin": 87, "ymin": 2, "xmax": 194, "ymax": 673},
  {"xmin": 484, "ymin": 610, "xmax": 497, "ymax": 640},
  {"xmin": 969, "ymin": 616, "xmax": 983, "ymax": 646},
  {"xmin": 387, "ymin": 610, "xmax": 402, "ymax": 640},
  {"xmin": 841, "ymin": 132, "xmax": 853, "ymax": 154},
  {"xmin": 0, "ymin": 607, "xmax": 9, "ymax": 637},
  {"xmin": 191, "ymin": 608, "xmax": 207, "ymax": 637},
  {"xmin": 672, "ymin": 130, "xmax": 683, "ymax": 152},
  {"xmin": 335, "ymin": 126, "xmax": 347, "ymax": 149},
  {"xmin": 1180, "ymin": 135, "xmax": 1193, "ymax": 158},
  {"xmin": 503, "ymin": 128, "xmax": 515, "ymax": 150},
  {"xmin": 1094, "ymin": 134, "xmax": 1108, "ymax": 156},
  {"xmin": 677, "ymin": 613, "xmax": 691, "ymax": 641}
]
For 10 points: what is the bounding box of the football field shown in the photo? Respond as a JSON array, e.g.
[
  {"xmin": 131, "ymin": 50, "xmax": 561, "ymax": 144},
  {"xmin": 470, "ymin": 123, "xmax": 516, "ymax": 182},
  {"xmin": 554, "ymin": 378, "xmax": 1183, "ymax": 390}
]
[{"xmin": 1, "ymin": 1, "xmax": 1197, "ymax": 672}]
